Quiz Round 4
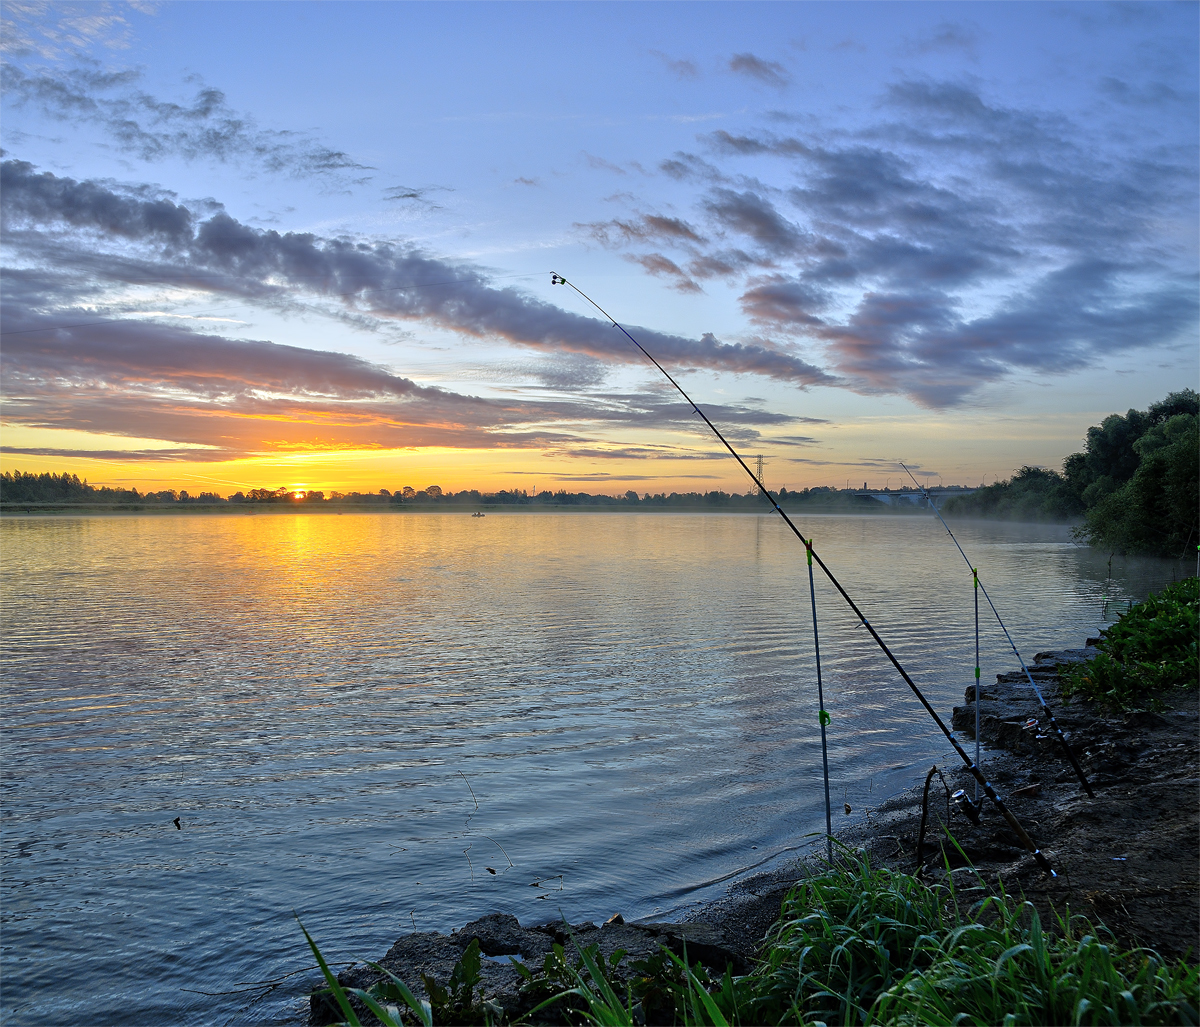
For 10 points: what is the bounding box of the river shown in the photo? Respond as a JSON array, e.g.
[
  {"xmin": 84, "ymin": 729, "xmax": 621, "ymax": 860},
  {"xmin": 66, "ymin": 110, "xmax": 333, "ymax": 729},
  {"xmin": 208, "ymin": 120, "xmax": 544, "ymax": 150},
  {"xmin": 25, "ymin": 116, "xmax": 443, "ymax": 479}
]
[{"xmin": 0, "ymin": 510, "xmax": 1187, "ymax": 1024}]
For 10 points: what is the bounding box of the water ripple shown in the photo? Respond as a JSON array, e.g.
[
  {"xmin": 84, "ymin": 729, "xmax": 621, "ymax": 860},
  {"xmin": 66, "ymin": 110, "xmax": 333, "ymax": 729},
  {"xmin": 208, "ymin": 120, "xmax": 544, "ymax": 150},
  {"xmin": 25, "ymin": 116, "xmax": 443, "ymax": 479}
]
[{"xmin": 0, "ymin": 512, "xmax": 1184, "ymax": 1025}]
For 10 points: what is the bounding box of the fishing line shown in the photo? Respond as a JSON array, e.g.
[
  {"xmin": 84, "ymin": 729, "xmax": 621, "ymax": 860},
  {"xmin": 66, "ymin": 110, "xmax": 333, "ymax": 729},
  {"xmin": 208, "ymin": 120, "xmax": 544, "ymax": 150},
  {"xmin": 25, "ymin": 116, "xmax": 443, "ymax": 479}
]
[
  {"xmin": 899, "ymin": 463, "xmax": 1094, "ymax": 798},
  {"xmin": 806, "ymin": 538, "xmax": 834, "ymax": 863},
  {"xmin": 550, "ymin": 272, "xmax": 1057, "ymax": 877}
]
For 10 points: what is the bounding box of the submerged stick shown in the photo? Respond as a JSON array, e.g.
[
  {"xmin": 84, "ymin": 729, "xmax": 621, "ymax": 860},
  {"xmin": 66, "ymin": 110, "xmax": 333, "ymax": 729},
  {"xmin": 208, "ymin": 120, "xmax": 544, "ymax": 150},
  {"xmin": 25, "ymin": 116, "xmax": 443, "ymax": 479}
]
[
  {"xmin": 550, "ymin": 272, "xmax": 1057, "ymax": 877},
  {"xmin": 899, "ymin": 463, "xmax": 1094, "ymax": 798}
]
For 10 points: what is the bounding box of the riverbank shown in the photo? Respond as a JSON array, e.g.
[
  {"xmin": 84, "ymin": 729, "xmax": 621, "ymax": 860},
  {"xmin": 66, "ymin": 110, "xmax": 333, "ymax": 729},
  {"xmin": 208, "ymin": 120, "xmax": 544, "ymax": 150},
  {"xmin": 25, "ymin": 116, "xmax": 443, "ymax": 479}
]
[
  {"xmin": 687, "ymin": 643, "xmax": 1199, "ymax": 961},
  {"xmin": 310, "ymin": 642, "xmax": 1199, "ymax": 1024}
]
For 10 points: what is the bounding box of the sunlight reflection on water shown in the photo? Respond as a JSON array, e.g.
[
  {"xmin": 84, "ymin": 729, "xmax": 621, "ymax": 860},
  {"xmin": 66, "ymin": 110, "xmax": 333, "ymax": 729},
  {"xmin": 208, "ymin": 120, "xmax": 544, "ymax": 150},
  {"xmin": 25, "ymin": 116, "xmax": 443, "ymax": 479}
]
[{"xmin": 0, "ymin": 511, "xmax": 1186, "ymax": 1025}]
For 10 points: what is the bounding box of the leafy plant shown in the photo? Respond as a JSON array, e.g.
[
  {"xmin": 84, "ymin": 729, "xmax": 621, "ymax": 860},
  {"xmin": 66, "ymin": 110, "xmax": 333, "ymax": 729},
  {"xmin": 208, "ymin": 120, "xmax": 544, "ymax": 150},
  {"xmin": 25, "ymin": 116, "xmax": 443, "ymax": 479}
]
[
  {"xmin": 1063, "ymin": 578, "xmax": 1199, "ymax": 711},
  {"xmin": 874, "ymin": 896, "xmax": 1199, "ymax": 1026},
  {"xmin": 421, "ymin": 938, "xmax": 493, "ymax": 1023},
  {"xmin": 740, "ymin": 853, "xmax": 961, "ymax": 1025},
  {"xmin": 299, "ymin": 917, "xmax": 432, "ymax": 1027},
  {"xmin": 516, "ymin": 937, "xmax": 637, "ymax": 1025}
]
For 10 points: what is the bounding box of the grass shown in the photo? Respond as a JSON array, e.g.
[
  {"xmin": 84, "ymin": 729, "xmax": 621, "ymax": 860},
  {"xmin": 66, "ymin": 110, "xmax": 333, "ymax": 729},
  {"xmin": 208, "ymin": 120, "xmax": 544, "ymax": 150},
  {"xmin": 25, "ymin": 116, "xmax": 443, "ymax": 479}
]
[
  {"xmin": 304, "ymin": 850, "xmax": 1199, "ymax": 1025},
  {"xmin": 1062, "ymin": 577, "xmax": 1199, "ymax": 712}
]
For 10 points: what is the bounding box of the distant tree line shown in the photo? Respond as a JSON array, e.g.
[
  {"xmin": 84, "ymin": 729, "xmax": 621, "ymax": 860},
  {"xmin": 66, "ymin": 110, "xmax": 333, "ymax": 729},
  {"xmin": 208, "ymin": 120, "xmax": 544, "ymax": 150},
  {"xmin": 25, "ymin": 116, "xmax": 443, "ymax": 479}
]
[
  {"xmin": 0, "ymin": 474, "xmax": 892, "ymax": 513},
  {"xmin": 0, "ymin": 472, "xmax": 226, "ymax": 506},
  {"xmin": 941, "ymin": 389, "xmax": 1198, "ymax": 558}
]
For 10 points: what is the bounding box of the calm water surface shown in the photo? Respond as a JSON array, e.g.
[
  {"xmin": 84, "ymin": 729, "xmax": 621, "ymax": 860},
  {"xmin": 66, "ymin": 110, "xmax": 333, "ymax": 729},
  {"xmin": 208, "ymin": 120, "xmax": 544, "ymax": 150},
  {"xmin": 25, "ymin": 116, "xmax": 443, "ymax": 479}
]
[{"xmin": 0, "ymin": 511, "xmax": 1187, "ymax": 1025}]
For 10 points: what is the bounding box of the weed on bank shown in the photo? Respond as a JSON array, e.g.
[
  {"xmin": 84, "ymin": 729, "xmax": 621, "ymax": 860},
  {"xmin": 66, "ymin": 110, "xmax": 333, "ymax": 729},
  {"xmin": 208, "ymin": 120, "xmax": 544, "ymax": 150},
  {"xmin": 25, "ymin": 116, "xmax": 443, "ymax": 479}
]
[{"xmin": 305, "ymin": 853, "xmax": 1199, "ymax": 1026}]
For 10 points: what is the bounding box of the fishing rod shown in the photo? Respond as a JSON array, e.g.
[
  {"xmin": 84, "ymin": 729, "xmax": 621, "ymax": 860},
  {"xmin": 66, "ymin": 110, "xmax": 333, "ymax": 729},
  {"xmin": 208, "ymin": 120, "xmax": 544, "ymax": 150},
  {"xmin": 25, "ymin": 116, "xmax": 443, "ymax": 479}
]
[
  {"xmin": 806, "ymin": 537, "xmax": 834, "ymax": 863},
  {"xmin": 550, "ymin": 272, "xmax": 1057, "ymax": 877},
  {"xmin": 899, "ymin": 464, "xmax": 1094, "ymax": 798}
]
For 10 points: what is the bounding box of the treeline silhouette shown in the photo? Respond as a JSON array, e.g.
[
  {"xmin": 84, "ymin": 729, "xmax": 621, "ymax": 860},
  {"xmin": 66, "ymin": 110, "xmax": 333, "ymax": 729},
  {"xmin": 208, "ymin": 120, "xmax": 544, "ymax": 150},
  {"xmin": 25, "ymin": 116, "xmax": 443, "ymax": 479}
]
[
  {"xmin": 941, "ymin": 389, "xmax": 1198, "ymax": 558},
  {"xmin": 0, "ymin": 472, "xmax": 891, "ymax": 512}
]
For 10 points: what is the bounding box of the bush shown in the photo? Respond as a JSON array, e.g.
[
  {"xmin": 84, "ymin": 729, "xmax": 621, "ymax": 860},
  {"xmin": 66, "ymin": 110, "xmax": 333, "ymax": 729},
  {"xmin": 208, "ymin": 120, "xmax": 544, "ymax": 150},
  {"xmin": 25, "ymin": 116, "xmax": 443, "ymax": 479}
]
[{"xmin": 1062, "ymin": 578, "xmax": 1199, "ymax": 712}]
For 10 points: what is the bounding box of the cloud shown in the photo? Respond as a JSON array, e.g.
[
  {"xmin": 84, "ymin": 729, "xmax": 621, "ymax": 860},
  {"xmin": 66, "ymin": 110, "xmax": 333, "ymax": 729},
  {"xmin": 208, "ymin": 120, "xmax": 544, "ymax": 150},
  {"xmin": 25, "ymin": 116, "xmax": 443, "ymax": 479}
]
[
  {"xmin": 1, "ymin": 158, "xmax": 839, "ymax": 389},
  {"xmin": 740, "ymin": 275, "xmax": 830, "ymax": 328},
  {"xmin": 0, "ymin": 308, "xmax": 583, "ymax": 458},
  {"xmin": 1, "ymin": 446, "xmax": 222, "ymax": 462},
  {"xmin": 602, "ymin": 79, "xmax": 1197, "ymax": 406},
  {"xmin": 659, "ymin": 152, "xmax": 727, "ymax": 182},
  {"xmin": 651, "ymin": 51, "xmax": 700, "ymax": 80},
  {"xmin": 382, "ymin": 184, "xmax": 451, "ymax": 209},
  {"xmin": 584, "ymin": 153, "xmax": 628, "ymax": 175},
  {"xmin": 547, "ymin": 473, "xmax": 720, "ymax": 482},
  {"xmin": 728, "ymin": 53, "xmax": 790, "ymax": 89},
  {"xmin": 902, "ymin": 22, "xmax": 979, "ymax": 58},
  {"xmin": 548, "ymin": 445, "xmax": 717, "ymax": 460},
  {"xmin": 527, "ymin": 353, "xmax": 610, "ymax": 390},
  {"xmin": 1098, "ymin": 76, "xmax": 1193, "ymax": 109},
  {"xmin": 767, "ymin": 435, "xmax": 821, "ymax": 447},
  {"xmin": 1, "ymin": 262, "xmax": 819, "ymax": 463},
  {"xmin": 0, "ymin": 313, "xmax": 810, "ymax": 459},
  {"xmin": 704, "ymin": 188, "xmax": 805, "ymax": 255},
  {"xmin": 626, "ymin": 253, "xmax": 703, "ymax": 293},
  {"xmin": 0, "ymin": 1, "xmax": 153, "ymax": 60},
  {"xmin": 1, "ymin": 65, "xmax": 368, "ymax": 178},
  {"xmin": 581, "ymin": 213, "xmax": 706, "ymax": 247}
]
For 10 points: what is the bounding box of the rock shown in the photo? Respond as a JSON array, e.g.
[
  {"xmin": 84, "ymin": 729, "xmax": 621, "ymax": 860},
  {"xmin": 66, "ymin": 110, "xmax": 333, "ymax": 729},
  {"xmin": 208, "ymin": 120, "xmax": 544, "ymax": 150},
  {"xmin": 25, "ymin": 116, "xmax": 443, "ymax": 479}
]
[
  {"xmin": 309, "ymin": 914, "xmax": 749, "ymax": 1025},
  {"xmin": 1123, "ymin": 711, "xmax": 1171, "ymax": 730}
]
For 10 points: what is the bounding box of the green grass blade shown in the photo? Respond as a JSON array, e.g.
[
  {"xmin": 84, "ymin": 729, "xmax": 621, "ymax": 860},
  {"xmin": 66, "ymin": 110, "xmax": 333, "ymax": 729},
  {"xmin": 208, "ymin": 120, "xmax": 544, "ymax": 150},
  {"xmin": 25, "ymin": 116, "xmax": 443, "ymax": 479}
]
[
  {"xmin": 662, "ymin": 947, "xmax": 729, "ymax": 1026},
  {"xmin": 346, "ymin": 987, "xmax": 404, "ymax": 1027},
  {"xmin": 364, "ymin": 961, "xmax": 434, "ymax": 1027},
  {"xmin": 297, "ymin": 917, "xmax": 362, "ymax": 1027}
]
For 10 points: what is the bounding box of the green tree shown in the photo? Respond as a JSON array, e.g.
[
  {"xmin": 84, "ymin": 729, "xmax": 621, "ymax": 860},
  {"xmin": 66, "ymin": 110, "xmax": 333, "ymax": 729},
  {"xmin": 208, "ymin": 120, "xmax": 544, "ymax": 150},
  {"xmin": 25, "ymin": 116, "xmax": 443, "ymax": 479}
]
[{"xmin": 1076, "ymin": 411, "xmax": 1199, "ymax": 557}]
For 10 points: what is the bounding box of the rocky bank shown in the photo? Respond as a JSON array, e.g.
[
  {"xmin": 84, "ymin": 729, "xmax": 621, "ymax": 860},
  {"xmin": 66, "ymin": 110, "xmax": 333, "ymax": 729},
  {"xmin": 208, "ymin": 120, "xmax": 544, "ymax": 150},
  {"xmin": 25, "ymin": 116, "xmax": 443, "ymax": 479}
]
[{"xmin": 310, "ymin": 644, "xmax": 1199, "ymax": 1025}]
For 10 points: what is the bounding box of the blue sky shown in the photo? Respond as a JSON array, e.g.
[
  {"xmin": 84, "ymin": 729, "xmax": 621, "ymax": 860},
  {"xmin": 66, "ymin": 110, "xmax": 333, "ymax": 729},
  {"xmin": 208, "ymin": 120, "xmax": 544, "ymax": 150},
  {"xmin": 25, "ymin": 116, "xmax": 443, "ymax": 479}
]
[{"xmin": 2, "ymin": 1, "xmax": 1196, "ymax": 494}]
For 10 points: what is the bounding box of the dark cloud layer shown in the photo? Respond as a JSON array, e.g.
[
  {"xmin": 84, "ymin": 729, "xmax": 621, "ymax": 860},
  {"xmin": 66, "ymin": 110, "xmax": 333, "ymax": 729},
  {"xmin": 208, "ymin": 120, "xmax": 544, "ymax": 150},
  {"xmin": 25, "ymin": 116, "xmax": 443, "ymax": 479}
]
[
  {"xmin": 0, "ymin": 306, "xmax": 802, "ymax": 460},
  {"xmin": 1, "ymin": 159, "xmax": 836, "ymax": 390},
  {"xmin": 1, "ymin": 253, "xmax": 807, "ymax": 460},
  {"xmin": 598, "ymin": 80, "xmax": 1197, "ymax": 406}
]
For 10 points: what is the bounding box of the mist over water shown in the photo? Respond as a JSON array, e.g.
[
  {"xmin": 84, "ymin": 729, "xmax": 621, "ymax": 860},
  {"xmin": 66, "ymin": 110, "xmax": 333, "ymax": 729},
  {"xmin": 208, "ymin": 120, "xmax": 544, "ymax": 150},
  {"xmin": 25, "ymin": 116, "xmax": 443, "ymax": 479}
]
[{"xmin": 1, "ymin": 511, "xmax": 1186, "ymax": 1025}]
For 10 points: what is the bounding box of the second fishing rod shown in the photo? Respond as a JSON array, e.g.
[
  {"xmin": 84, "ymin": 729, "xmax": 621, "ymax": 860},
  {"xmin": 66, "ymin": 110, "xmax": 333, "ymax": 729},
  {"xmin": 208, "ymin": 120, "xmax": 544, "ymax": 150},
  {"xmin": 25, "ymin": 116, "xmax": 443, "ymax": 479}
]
[
  {"xmin": 551, "ymin": 272, "xmax": 1057, "ymax": 877},
  {"xmin": 898, "ymin": 463, "xmax": 1094, "ymax": 799}
]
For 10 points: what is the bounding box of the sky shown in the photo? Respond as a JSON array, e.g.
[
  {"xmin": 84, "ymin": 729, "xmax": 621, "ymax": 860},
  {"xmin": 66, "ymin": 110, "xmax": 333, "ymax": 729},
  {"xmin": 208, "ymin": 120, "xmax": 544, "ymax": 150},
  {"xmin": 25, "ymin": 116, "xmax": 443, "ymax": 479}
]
[{"xmin": 1, "ymin": 1, "xmax": 1196, "ymax": 497}]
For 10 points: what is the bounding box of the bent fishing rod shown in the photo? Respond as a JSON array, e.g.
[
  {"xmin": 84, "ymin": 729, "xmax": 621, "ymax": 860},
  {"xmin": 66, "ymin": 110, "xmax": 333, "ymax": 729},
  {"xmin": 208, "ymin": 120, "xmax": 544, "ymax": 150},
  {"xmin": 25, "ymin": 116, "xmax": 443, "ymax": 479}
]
[
  {"xmin": 898, "ymin": 463, "xmax": 1094, "ymax": 798},
  {"xmin": 550, "ymin": 272, "xmax": 1057, "ymax": 877}
]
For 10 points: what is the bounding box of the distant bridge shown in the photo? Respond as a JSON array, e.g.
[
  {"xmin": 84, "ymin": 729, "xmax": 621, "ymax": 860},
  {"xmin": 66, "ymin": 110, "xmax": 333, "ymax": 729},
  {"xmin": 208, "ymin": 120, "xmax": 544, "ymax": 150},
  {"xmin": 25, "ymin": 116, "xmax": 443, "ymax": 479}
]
[{"xmin": 854, "ymin": 487, "xmax": 978, "ymax": 510}]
